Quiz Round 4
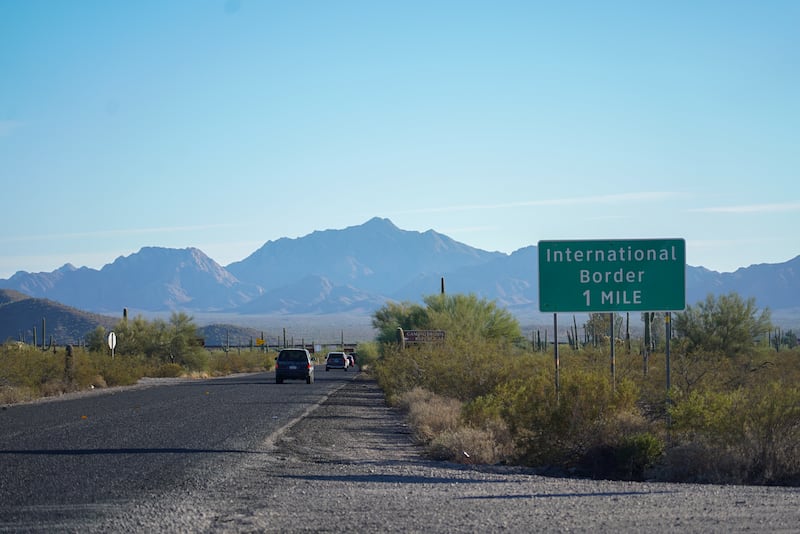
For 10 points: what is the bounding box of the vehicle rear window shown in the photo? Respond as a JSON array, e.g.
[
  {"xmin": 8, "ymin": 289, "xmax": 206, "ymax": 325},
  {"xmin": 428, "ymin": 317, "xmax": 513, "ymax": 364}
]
[{"xmin": 280, "ymin": 350, "xmax": 307, "ymax": 362}]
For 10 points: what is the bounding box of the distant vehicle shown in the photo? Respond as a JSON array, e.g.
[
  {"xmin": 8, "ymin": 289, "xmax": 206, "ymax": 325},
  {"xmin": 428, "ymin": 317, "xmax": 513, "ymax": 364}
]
[
  {"xmin": 275, "ymin": 348, "xmax": 315, "ymax": 384},
  {"xmin": 346, "ymin": 353, "xmax": 356, "ymax": 368},
  {"xmin": 325, "ymin": 351, "xmax": 349, "ymax": 372}
]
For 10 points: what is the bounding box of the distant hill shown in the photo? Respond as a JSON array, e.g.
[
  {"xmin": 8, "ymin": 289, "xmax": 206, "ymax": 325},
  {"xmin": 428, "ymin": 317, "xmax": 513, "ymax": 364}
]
[
  {"xmin": 226, "ymin": 217, "xmax": 504, "ymax": 293},
  {"xmin": 0, "ymin": 289, "xmax": 117, "ymax": 345},
  {"xmin": 0, "ymin": 288, "xmax": 29, "ymax": 306},
  {"xmin": 0, "ymin": 247, "xmax": 260, "ymax": 314},
  {"xmin": 0, "ymin": 219, "xmax": 798, "ymax": 328},
  {"xmin": 685, "ymin": 258, "xmax": 800, "ymax": 310},
  {"xmin": 234, "ymin": 275, "xmax": 387, "ymax": 315}
]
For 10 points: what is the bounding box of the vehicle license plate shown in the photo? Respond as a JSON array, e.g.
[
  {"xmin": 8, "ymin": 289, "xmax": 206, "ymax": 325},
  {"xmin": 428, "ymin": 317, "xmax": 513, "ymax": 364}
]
[{"xmin": 289, "ymin": 365, "xmax": 297, "ymax": 370}]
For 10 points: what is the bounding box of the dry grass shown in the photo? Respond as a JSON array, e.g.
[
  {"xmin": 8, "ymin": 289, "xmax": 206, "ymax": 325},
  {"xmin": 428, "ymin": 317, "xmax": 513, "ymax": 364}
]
[
  {"xmin": 396, "ymin": 386, "xmax": 516, "ymax": 464},
  {"xmin": 0, "ymin": 343, "xmax": 271, "ymax": 405},
  {"xmin": 398, "ymin": 387, "xmax": 462, "ymax": 443},
  {"xmin": 428, "ymin": 421, "xmax": 517, "ymax": 465},
  {"xmin": 0, "ymin": 385, "xmax": 37, "ymax": 405}
]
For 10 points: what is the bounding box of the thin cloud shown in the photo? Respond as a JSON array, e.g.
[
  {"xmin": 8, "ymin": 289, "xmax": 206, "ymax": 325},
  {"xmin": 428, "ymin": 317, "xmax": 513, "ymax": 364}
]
[
  {"xmin": 0, "ymin": 223, "xmax": 238, "ymax": 244},
  {"xmin": 392, "ymin": 192, "xmax": 680, "ymax": 215},
  {"xmin": 690, "ymin": 202, "xmax": 800, "ymax": 214}
]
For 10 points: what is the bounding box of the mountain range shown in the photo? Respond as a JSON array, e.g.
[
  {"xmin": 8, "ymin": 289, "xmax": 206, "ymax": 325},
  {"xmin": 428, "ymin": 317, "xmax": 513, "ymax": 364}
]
[{"xmin": 1, "ymin": 217, "xmax": 798, "ymax": 328}]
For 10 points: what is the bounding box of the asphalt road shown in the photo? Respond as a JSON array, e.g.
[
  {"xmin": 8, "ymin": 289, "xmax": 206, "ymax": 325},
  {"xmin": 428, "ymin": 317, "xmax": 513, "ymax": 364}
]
[
  {"xmin": 2, "ymin": 369, "xmax": 800, "ymax": 533},
  {"xmin": 0, "ymin": 366, "xmax": 355, "ymax": 531}
]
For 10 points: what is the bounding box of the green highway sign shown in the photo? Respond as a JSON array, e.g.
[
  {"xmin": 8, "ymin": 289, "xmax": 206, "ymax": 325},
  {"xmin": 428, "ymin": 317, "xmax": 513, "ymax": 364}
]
[{"xmin": 538, "ymin": 239, "xmax": 686, "ymax": 312}]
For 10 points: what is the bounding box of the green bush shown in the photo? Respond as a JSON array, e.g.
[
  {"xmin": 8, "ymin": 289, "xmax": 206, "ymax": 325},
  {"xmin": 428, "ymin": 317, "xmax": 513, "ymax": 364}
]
[
  {"xmin": 0, "ymin": 344, "xmax": 67, "ymax": 400},
  {"xmin": 616, "ymin": 432, "xmax": 664, "ymax": 480},
  {"xmin": 93, "ymin": 354, "xmax": 148, "ymax": 387},
  {"xmin": 155, "ymin": 363, "xmax": 184, "ymax": 377},
  {"xmin": 4, "ymin": 347, "xmax": 61, "ymax": 390},
  {"xmin": 384, "ymin": 342, "xmax": 658, "ymax": 472},
  {"xmin": 667, "ymin": 381, "xmax": 800, "ymax": 485},
  {"xmin": 373, "ymin": 343, "xmax": 423, "ymax": 403},
  {"xmin": 375, "ymin": 324, "xmax": 800, "ymax": 484},
  {"xmin": 353, "ymin": 342, "xmax": 378, "ymax": 370},
  {"xmin": 375, "ymin": 337, "xmax": 527, "ymax": 403},
  {"xmin": 70, "ymin": 351, "xmax": 105, "ymax": 389},
  {"xmin": 179, "ymin": 348, "xmax": 210, "ymax": 373}
]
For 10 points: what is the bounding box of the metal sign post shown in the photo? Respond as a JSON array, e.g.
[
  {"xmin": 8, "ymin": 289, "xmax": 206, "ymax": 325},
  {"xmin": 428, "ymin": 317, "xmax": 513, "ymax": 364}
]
[
  {"xmin": 538, "ymin": 238, "xmax": 686, "ymax": 405},
  {"xmin": 553, "ymin": 313, "xmax": 560, "ymax": 402}
]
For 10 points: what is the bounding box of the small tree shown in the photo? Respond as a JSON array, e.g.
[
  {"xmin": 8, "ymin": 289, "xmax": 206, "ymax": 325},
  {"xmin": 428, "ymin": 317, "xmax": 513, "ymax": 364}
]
[
  {"xmin": 371, "ymin": 293, "xmax": 522, "ymax": 348},
  {"xmin": 423, "ymin": 293, "xmax": 521, "ymax": 342},
  {"xmin": 372, "ymin": 301, "xmax": 429, "ymax": 344},
  {"xmin": 85, "ymin": 325, "xmax": 108, "ymax": 353},
  {"xmin": 164, "ymin": 312, "xmax": 205, "ymax": 369},
  {"xmin": 673, "ymin": 293, "xmax": 771, "ymax": 358}
]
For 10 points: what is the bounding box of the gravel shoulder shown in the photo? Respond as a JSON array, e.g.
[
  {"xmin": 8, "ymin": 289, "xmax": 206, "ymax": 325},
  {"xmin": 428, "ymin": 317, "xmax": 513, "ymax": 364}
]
[{"xmin": 102, "ymin": 373, "xmax": 800, "ymax": 533}]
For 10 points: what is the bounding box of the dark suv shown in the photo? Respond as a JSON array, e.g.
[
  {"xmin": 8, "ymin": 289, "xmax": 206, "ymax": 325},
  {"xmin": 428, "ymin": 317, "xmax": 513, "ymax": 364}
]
[{"xmin": 275, "ymin": 348, "xmax": 315, "ymax": 384}]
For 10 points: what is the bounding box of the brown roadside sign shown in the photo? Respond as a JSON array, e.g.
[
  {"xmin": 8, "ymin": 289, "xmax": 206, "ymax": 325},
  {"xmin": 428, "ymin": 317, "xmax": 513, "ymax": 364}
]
[{"xmin": 404, "ymin": 330, "xmax": 446, "ymax": 343}]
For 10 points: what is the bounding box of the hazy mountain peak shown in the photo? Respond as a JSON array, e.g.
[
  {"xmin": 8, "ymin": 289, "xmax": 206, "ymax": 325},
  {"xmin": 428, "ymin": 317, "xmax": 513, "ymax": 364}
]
[
  {"xmin": 362, "ymin": 216, "xmax": 398, "ymax": 230},
  {"xmin": 0, "ymin": 222, "xmax": 797, "ymax": 320},
  {"xmin": 226, "ymin": 218, "xmax": 504, "ymax": 295}
]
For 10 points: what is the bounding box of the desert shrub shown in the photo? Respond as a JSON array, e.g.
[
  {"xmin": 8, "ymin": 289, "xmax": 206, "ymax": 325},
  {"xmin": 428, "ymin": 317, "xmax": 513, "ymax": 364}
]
[
  {"xmin": 374, "ymin": 337, "xmax": 527, "ymax": 404},
  {"xmin": 0, "ymin": 346, "xmax": 61, "ymax": 390},
  {"xmin": 467, "ymin": 365, "xmax": 645, "ymax": 469},
  {"xmin": 396, "ymin": 386, "xmax": 516, "ymax": 464},
  {"xmin": 179, "ymin": 348, "xmax": 210, "ymax": 373},
  {"xmin": 353, "ymin": 342, "xmax": 378, "ymax": 370},
  {"xmin": 0, "ymin": 344, "xmax": 68, "ymax": 399},
  {"xmin": 155, "ymin": 363, "xmax": 184, "ymax": 377},
  {"xmin": 668, "ymin": 381, "xmax": 800, "ymax": 484},
  {"xmin": 208, "ymin": 350, "xmax": 267, "ymax": 376},
  {"xmin": 373, "ymin": 344, "xmax": 423, "ymax": 403},
  {"xmin": 372, "ymin": 299, "xmax": 800, "ymax": 483},
  {"xmin": 209, "ymin": 351, "xmax": 233, "ymax": 375},
  {"xmin": 70, "ymin": 351, "xmax": 97, "ymax": 387},
  {"xmin": 89, "ymin": 352, "xmax": 150, "ymax": 387},
  {"xmin": 654, "ymin": 441, "xmax": 743, "ymax": 483},
  {"xmin": 577, "ymin": 430, "xmax": 664, "ymax": 481},
  {"xmin": 616, "ymin": 432, "xmax": 664, "ymax": 479}
]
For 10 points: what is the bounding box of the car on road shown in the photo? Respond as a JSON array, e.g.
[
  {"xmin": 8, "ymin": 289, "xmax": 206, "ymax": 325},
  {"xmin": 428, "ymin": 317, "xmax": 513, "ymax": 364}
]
[
  {"xmin": 275, "ymin": 348, "xmax": 315, "ymax": 384},
  {"xmin": 325, "ymin": 351, "xmax": 349, "ymax": 372}
]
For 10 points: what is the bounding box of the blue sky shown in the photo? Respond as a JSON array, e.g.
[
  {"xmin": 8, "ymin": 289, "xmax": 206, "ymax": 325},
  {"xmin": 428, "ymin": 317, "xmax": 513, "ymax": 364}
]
[{"xmin": 1, "ymin": 0, "xmax": 798, "ymax": 280}]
